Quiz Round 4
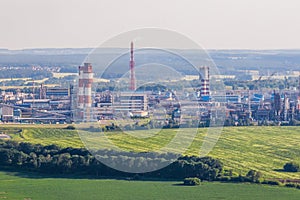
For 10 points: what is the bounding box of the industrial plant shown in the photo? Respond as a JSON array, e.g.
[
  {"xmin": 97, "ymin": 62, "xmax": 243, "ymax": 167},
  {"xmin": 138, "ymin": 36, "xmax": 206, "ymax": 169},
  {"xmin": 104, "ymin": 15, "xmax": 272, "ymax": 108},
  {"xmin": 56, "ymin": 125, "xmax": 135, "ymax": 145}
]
[{"xmin": 0, "ymin": 42, "xmax": 300, "ymax": 127}]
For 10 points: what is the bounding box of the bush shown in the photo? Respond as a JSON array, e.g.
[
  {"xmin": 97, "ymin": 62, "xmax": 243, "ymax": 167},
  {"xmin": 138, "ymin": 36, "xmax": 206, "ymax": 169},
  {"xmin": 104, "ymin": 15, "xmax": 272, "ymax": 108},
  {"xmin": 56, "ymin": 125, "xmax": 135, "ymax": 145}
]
[
  {"xmin": 223, "ymin": 169, "xmax": 233, "ymax": 177},
  {"xmin": 262, "ymin": 180, "xmax": 283, "ymax": 186},
  {"xmin": 217, "ymin": 176, "xmax": 231, "ymax": 182},
  {"xmin": 285, "ymin": 183, "xmax": 298, "ymax": 188},
  {"xmin": 230, "ymin": 176, "xmax": 241, "ymax": 182},
  {"xmin": 283, "ymin": 162, "xmax": 300, "ymax": 172},
  {"xmin": 246, "ymin": 170, "xmax": 263, "ymax": 183},
  {"xmin": 183, "ymin": 177, "xmax": 201, "ymax": 186},
  {"xmin": 65, "ymin": 125, "xmax": 76, "ymax": 130}
]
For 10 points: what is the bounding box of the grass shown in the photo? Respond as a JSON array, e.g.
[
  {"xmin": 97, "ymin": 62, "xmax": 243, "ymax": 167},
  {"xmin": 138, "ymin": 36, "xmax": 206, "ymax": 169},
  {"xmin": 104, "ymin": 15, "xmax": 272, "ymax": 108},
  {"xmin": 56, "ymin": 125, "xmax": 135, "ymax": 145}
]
[
  {"xmin": 19, "ymin": 128, "xmax": 82, "ymax": 148},
  {"xmin": 3, "ymin": 125, "xmax": 300, "ymax": 179},
  {"xmin": 207, "ymin": 126, "xmax": 300, "ymax": 179},
  {"xmin": 0, "ymin": 171, "xmax": 300, "ymax": 200}
]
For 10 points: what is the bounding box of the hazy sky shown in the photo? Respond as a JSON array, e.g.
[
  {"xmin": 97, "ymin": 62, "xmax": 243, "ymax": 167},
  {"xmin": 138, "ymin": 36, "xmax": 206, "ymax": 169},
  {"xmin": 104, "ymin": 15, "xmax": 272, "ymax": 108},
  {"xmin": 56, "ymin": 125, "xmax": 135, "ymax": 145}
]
[{"xmin": 1, "ymin": 0, "xmax": 300, "ymax": 50}]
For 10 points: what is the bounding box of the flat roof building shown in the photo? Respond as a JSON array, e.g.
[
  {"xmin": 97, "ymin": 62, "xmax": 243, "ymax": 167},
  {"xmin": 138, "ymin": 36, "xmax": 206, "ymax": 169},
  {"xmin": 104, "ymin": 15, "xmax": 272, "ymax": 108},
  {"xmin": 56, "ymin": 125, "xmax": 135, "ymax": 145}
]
[{"xmin": 114, "ymin": 92, "xmax": 148, "ymax": 112}]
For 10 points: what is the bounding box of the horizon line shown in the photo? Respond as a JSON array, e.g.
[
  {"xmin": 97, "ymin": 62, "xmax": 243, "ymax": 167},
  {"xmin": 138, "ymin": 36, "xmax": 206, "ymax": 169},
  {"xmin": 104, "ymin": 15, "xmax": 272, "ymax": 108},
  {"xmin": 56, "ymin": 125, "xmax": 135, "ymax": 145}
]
[{"xmin": 2, "ymin": 47, "xmax": 300, "ymax": 51}]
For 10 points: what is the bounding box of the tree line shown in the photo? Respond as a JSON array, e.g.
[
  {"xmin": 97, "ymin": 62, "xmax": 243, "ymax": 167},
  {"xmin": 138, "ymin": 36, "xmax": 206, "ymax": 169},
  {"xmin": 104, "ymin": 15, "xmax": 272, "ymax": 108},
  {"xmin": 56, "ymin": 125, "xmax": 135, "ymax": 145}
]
[
  {"xmin": 2, "ymin": 139, "xmax": 300, "ymax": 189},
  {"xmin": 0, "ymin": 140, "xmax": 223, "ymax": 180}
]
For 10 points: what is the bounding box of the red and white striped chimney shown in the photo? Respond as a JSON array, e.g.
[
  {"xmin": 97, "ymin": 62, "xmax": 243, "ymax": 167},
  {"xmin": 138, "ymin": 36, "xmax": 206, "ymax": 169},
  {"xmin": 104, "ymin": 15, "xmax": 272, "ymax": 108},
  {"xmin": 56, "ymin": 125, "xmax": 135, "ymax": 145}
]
[{"xmin": 78, "ymin": 63, "xmax": 93, "ymax": 109}]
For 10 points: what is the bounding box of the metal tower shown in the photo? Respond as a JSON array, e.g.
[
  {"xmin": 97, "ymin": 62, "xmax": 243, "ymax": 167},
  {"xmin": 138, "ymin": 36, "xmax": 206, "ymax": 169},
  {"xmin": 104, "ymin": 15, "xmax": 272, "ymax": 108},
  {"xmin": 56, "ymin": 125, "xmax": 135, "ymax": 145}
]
[{"xmin": 129, "ymin": 42, "xmax": 136, "ymax": 91}]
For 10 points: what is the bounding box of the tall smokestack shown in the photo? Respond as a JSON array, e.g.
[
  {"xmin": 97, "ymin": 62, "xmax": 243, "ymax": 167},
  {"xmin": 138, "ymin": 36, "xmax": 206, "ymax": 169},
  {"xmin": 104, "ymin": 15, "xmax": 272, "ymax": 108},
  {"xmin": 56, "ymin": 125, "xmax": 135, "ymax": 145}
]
[
  {"xmin": 129, "ymin": 41, "xmax": 136, "ymax": 91},
  {"xmin": 78, "ymin": 63, "xmax": 93, "ymax": 109},
  {"xmin": 297, "ymin": 75, "xmax": 300, "ymax": 110},
  {"xmin": 200, "ymin": 66, "xmax": 210, "ymax": 96}
]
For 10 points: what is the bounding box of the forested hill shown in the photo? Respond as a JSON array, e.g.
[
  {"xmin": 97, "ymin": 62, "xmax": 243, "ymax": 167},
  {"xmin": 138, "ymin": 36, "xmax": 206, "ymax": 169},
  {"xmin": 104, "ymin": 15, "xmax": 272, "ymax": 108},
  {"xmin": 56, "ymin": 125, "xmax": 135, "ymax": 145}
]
[{"xmin": 0, "ymin": 48, "xmax": 299, "ymax": 74}]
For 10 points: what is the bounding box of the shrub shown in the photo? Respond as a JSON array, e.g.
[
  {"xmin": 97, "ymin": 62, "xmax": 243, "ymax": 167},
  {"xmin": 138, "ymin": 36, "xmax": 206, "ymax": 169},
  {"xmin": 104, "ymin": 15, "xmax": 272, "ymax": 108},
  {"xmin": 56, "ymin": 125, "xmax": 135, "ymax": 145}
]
[
  {"xmin": 217, "ymin": 176, "xmax": 231, "ymax": 182},
  {"xmin": 223, "ymin": 169, "xmax": 233, "ymax": 177},
  {"xmin": 65, "ymin": 125, "xmax": 76, "ymax": 130},
  {"xmin": 262, "ymin": 180, "xmax": 283, "ymax": 186},
  {"xmin": 132, "ymin": 174, "xmax": 140, "ymax": 180},
  {"xmin": 183, "ymin": 177, "xmax": 201, "ymax": 186},
  {"xmin": 283, "ymin": 162, "xmax": 300, "ymax": 172},
  {"xmin": 285, "ymin": 183, "xmax": 298, "ymax": 188},
  {"xmin": 230, "ymin": 176, "xmax": 241, "ymax": 182},
  {"xmin": 246, "ymin": 170, "xmax": 263, "ymax": 183}
]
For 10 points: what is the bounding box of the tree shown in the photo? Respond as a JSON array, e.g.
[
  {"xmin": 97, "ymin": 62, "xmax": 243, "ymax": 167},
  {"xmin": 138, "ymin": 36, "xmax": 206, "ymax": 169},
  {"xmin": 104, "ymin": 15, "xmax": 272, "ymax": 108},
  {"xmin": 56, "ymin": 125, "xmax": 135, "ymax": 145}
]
[
  {"xmin": 0, "ymin": 149, "xmax": 12, "ymax": 165},
  {"xmin": 183, "ymin": 177, "xmax": 201, "ymax": 186},
  {"xmin": 57, "ymin": 153, "xmax": 72, "ymax": 172},
  {"xmin": 283, "ymin": 162, "xmax": 300, "ymax": 172},
  {"xmin": 18, "ymin": 142, "xmax": 35, "ymax": 154},
  {"xmin": 246, "ymin": 170, "xmax": 263, "ymax": 183},
  {"xmin": 28, "ymin": 152, "xmax": 38, "ymax": 168},
  {"xmin": 11, "ymin": 150, "xmax": 28, "ymax": 166}
]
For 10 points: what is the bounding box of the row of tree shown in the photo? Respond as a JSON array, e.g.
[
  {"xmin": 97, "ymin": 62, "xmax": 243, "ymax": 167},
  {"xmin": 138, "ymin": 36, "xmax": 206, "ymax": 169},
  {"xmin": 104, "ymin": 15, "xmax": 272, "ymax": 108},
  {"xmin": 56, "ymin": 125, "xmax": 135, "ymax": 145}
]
[{"xmin": 0, "ymin": 140, "xmax": 223, "ymax": 180}]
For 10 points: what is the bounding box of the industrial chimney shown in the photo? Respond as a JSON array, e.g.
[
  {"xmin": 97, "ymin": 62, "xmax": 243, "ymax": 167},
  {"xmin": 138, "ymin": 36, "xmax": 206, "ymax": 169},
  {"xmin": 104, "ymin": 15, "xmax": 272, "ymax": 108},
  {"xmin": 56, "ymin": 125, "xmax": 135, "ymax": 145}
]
[
  {"xmin": 129, "ymin": 42, "xmax": 136, "ymax": 91},
  {"xmin": 200, "ymin": 66, "xmax": 210, "ymax": 96},
  {"xmin": 78, "ymin": 63, "xmax": 93, "ymax": 109}
]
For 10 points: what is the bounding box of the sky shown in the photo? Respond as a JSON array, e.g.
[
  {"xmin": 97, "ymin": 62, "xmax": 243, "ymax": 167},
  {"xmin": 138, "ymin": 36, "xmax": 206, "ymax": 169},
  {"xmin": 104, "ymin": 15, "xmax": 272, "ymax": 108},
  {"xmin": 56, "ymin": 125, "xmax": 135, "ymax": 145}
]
[{"xmin": 0, "ymin": 0, "xmax": 300, "ymax": 50}]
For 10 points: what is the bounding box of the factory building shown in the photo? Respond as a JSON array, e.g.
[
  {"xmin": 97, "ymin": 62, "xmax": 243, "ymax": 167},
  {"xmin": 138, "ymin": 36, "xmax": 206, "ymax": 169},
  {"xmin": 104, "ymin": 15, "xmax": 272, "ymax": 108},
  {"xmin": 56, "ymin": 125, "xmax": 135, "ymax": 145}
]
[
  {"xmin": 114, "ymin": 92, "xmax": 148, "ymax": 112},
  {"xmin": 22, "ymin": 99, "xmax": 51, "ymax": 109},
  {"xmin": 0, "ymin": 105, "xmax": 13, "ymax": 122},
  {"xmin": 46, "ymin": 88, "xmax": 70, "ymax": 98},
  {"xmin": 211, "ymin": 95, "xmax": 241, "ymax": 103}
]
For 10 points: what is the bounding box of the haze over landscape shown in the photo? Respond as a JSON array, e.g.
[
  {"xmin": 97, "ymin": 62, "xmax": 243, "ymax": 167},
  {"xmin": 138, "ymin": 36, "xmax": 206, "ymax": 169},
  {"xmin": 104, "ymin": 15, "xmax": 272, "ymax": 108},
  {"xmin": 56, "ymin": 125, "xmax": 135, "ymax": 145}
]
[{"xmin": 1, "ymin": 0, "xmax": 300, "ymax": 50}]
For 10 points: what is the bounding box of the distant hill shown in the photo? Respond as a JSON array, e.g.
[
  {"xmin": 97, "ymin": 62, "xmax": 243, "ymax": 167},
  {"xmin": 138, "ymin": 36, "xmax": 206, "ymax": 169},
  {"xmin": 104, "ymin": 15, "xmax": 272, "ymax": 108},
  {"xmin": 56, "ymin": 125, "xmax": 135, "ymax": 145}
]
[{"xmin": 0, "ymin": 48, "xmax": 299, "ymax": 75}]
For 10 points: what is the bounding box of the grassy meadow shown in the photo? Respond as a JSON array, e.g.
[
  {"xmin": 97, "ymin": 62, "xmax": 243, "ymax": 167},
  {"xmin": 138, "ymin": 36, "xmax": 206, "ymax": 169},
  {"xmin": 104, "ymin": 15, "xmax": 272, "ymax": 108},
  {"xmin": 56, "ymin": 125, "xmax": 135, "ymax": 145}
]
[
  {"xmin": 0, "ymin": 171, "xmax": 300, "ymax": 200},
  {"xmin": 2, "ymin": 125, "xmax": 300, "ymax": 179}
]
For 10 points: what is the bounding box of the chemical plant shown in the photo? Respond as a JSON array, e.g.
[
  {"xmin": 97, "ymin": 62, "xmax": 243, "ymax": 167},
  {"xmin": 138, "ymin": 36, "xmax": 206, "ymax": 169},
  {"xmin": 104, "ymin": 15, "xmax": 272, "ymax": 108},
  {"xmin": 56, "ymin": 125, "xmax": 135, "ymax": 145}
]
[{"xmin": 0, "ymin": 42, "xmax": 300, "ymax": 127}]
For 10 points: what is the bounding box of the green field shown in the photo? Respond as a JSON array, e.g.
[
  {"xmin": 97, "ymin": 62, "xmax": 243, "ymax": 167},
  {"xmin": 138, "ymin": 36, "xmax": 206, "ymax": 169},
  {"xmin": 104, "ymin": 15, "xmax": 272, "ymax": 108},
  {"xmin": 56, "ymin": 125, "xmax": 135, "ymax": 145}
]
[
  {"xmin": 3, "ymin": 125, "xmax": 300, "ymax": 179},
  {"xmin": 0, "ymin": 171, "xmax": 299, "ymax": 200}
]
